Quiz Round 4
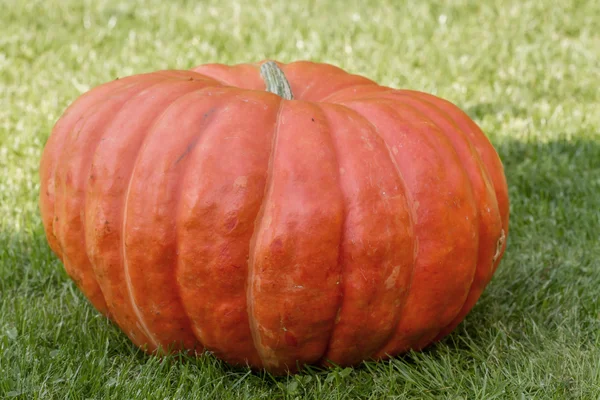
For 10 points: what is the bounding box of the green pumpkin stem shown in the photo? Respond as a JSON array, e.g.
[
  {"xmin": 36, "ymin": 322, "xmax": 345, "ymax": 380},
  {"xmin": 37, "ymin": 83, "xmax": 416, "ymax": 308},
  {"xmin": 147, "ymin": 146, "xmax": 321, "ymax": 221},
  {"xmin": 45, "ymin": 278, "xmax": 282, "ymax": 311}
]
[{"xmin": 260, "ymin": 61, "xmax": 294, "ymax": 100}]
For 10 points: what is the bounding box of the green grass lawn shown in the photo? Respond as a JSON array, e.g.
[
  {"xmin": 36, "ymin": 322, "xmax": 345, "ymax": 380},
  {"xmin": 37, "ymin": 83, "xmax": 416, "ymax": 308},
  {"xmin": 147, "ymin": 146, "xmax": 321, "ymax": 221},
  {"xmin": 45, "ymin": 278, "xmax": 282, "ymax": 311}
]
[{"xmin": 1, "ymin": 0, "xmax": 599, "ymax": 398}]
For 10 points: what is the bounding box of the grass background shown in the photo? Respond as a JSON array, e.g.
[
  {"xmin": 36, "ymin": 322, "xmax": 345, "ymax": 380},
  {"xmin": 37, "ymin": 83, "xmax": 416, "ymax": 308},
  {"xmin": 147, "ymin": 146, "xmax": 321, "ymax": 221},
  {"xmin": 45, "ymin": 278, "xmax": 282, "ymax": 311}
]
[{"xmin": 1, "ymin": 0, "xmax": 599, "ymax": 398}]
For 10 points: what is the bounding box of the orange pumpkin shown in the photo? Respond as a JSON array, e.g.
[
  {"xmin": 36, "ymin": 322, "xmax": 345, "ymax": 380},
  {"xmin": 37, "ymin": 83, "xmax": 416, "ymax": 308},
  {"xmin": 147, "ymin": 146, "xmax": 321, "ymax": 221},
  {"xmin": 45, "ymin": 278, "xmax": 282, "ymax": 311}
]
[{"xmin": 39, "ymin": 61, "xmax": 508, "ymax": 374}]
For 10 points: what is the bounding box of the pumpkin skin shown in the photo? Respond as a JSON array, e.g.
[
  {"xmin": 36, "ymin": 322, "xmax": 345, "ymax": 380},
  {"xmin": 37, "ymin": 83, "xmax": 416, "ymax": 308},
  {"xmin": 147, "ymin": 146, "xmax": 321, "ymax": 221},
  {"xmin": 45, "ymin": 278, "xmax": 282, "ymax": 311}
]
[{"xmin": 39, "ymin": 60, "xmax": 508, "ymax": 374}]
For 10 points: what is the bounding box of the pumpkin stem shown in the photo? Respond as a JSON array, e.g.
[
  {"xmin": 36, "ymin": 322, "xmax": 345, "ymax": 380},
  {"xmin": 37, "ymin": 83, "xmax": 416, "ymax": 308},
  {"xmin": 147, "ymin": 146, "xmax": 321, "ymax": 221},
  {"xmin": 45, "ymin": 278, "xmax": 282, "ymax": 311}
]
[{"xmin": 260, "ymin": 61, "xmax": 294, "ymax": 100}]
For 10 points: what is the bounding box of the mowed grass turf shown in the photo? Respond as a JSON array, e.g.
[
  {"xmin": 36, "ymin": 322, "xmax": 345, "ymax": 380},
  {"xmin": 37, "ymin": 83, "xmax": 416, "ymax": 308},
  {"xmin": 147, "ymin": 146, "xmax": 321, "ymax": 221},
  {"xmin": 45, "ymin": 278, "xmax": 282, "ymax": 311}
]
[{"xmin": 1, "ymin": 0, "xmax": 599, "ymax": 398}]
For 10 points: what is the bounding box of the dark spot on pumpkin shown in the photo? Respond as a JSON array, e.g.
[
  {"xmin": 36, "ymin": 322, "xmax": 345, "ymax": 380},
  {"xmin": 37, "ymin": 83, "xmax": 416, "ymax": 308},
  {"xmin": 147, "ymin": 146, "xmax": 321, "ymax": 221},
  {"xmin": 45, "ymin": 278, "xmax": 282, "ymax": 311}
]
[
  {"xmin": 203, "ymin": 108, "xmax": 217, "ymax": 119},
  {"xmin": 224, "ymin": 216, "xmax": 238, "ymax": 232},
  {"xmin": 311, "ymin": 118, "xmax": 315, "ymax": 122},
  {"xmin": 270, "ymin": 238, "xmax": 284, "ymax": 253},
  {"xmin": 175, "ymin": 142, "xmax": 195, "ymax": 165},
  {"xmin": 174, "ymin": 111, "xmax": 215, "ymax": 163},
  {"xmin": 189, "ymin": 77, "xmax": 194, "ymax": 81}
]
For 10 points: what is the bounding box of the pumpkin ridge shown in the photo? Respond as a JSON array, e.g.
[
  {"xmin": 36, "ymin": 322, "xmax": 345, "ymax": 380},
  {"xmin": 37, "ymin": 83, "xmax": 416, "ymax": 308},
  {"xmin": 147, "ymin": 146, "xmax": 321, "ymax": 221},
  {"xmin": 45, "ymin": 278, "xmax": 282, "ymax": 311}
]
[
  {"xmin": 87, "ymin": 80, "xmax": 210, "ymax": 348},
  {"xmin": 41, "ymin": 77, "xmax": 142, "ymax": 260},
  {"xmin": 53, "ymin": 79, "xmax": 164, "ymax": 316},
  {"xmin": 119, "ymin": 80, "xmax": 190, "ymax": 348},
  {"xmin": 310, "ymin": 103, "xmax": 347, "ymax": 366},
  {"xmin": 169, "ymin": 94, "xmax": 232, "ymax": 353},
  {"xmin": 85, "ymin": 78, "xmax": 187, "ymax": 317},
  {"xmin": 245, "ymin": 100, "xmax": 345, "ymax": 373},
  {"xmin": 334, "ymin": 102, "xmax": 420, "ymax": 253},
  {"xmin": 404, "ymin": 92, "xmax": 509, "ymax": 242},
  {"xmin": 382, "ymin": 99, "xmax": 479, "ymax": 340},
  {"xmin": 245, "ymin": 97, "xmax": 285, "ymax": 367},
  {"xmin": 321, "ymin": 103, "xmax": 416, "ymax": 365},
  {"xmin": 400, "ymin": 92, "xmax": 500, "ymax": 208},
  {"xmin": 349, "ymin": 104, "xmax": 419, "ymax": 360},
  {"xmin": 339, "ymin": 98, "xmax": 478, "ymax": 355},
  {"xmin": 421, "ymin": 94, "xmax": 509, "ymax": 274},
  {"xmin": 330, "ymin": 103, "xmax": 418, "ymax": 361},
  {"xmin": 389, "ymin": 93, "xmax": 503, "ymax": 341},
  {"xmin": 121, "ymin": 85, "xmax": 226, "ymax": 349},
  {"xmin": 174, "ymin": 91, "xmax": 281, "ymax": 367}
]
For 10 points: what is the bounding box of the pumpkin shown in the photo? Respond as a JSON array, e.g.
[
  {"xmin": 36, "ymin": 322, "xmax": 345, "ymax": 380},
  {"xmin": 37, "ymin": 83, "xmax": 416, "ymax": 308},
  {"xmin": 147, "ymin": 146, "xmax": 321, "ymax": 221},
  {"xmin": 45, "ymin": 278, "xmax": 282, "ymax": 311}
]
[{"xmin": 39, "ymin": 61, "xmax": 508, "ymax": 374}]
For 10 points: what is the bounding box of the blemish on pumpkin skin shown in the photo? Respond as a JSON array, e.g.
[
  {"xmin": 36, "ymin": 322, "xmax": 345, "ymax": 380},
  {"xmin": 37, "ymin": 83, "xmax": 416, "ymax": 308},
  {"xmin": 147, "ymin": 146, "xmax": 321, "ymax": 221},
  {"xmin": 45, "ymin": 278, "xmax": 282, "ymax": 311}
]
[
  {"xmin": 234, "ymin": 176, "xmax": 248, "ymax": 189},
  {"xmin": 334, "ymin": 307, "xmax": 342, "ymax": 324},
  {"xmin": 172, "ymin": 107, "xmax": 214, "ymax": 165},
  {"xmin": 384, "ymin": 265, "xmax": 401, "ymax": 290},
  {"xmin": 175, "ymin": 142, "xmax": 196, "ymax": 165},
  {"xmin": 492, "ymin": 229, "xmax": 506, "ymax": 263},
  {"xmin": 202, "ymin": 107, "xmax": 218, "ymax": 119},
  {"xmin": 224, "ymin": 217, "xmax": 238, "ymax": 232},
  {"xmin": 361, "ymin": 136, "xmax": 374, "ymax": 150},
  {"xmin": 270, "ymin": 238, "xmax": 284, "ymax": 253}
]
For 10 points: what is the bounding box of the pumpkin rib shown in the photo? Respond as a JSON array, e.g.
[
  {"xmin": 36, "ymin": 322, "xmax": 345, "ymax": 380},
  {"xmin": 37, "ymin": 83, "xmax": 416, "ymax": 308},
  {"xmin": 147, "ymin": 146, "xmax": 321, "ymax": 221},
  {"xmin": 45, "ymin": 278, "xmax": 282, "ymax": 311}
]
[
  {"xmin": 394, "ymin": 98, "xmax": 484, "ymax": 350},
  {"xmin": 405, "ymin": 92, "xmax": 509, "ymax": 239},
  {"xmin": 395, "ymin": 91, "xmax": 508, "ymax": 277},
  {"xmin": 122, "ymin": 87, "xmax": 236, "ymax": 351},
  {"xmin": 318, "ymin": 103, "xmax": 417, "ymax": 366},
  {"xmin": 246, "ymin": 99, "xmax": 286, "ymax": 365},
  {"xmin": 383, "ymin": 98, "xmax": 481, "ymax": 350},
  {"xmin": 245, "ymin": 97, "xmax": 285, "ymax": 369},
  {"xmin": 246, "ymin": 101, "xmax": 345, "ymax": 373},
  {"xmin": 86, "ymin": 79, "xmax": 211, "ymax": 348},
  {"xmin": 40, "ymin": 76, "xmax": 143, "ymax": 260},
  {"xmin": 53, "ymin": 78, "xmax": 165, "ymax": 316},
  {"xmin": 303, "ymin": 102, "xmax": 347, "ymax": 368},
  {"xmin": 340, "ymin": 99, "xmax": 478, "ymax": 356},
  {"xmin": 343, "ymin": 104, "xmax": 419, "ymax": 361},
  {"xmin": 168, "ymin": 91, "xmax": 240, "ymax": 353},
  {"xmin": 310, "ymin": 103, "xmax": 346, "ymax": 367},
  {"xmin": 331, "ymin": 101, "xmax": 420, "ymax": 360},
  {"xmin": 119, "ymin": 79, "xmax": 198, "ymax": 349},
  {"xmin": 412, "ymin": 93, "xmax": 509, "ymax": 275},
  {"xmin": 46, "ymin": 72, "xmax": 202, "ymax": 259},
  {"xmin": 389, "ymin": 93, "xmax": 504, "ymax": 341},
  {"xmin": 174, "ymin": 90, "xmax": 281, "ymax": 368}
]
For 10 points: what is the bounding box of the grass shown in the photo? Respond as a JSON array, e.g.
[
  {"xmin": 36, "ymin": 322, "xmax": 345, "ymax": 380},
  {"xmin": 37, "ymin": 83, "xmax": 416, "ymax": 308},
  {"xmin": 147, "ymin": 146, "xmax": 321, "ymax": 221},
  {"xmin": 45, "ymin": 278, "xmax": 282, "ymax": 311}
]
[{"xmin": 1, "ymin": 0, "xmax": 599, "ymax": 398}]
